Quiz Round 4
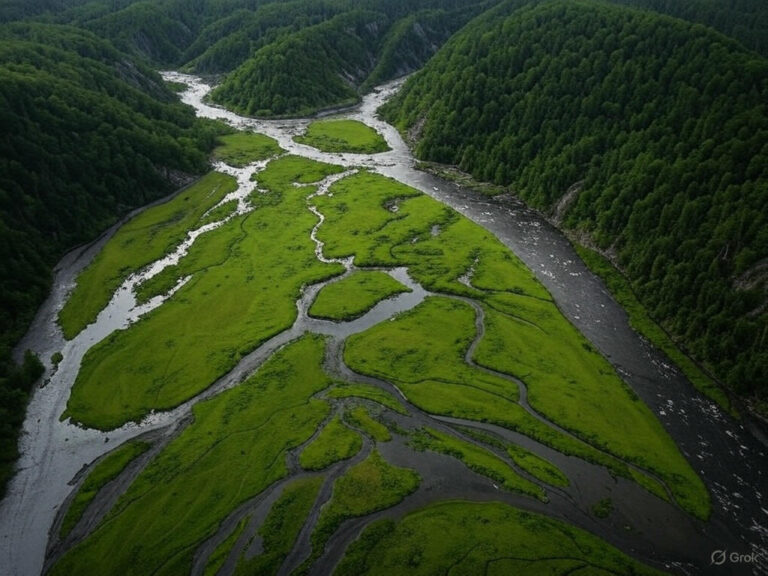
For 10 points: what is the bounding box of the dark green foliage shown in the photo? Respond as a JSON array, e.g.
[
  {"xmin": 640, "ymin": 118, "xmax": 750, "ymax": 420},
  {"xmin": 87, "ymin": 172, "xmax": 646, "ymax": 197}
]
[
  {"xmin": 0, "ymin": 21, "xmax": 218, "ymax": 494},
  {"xmin": 382, "ymin": 0, "xmax": 768, "ymax": 405},
  {"xmin": 611, "ymin": 0, "xmax": 768, "ymax": 57},
  {"xmin": 0, "ymin": 351, "xmax": 43, "ymax": 497},
  {"xmin": 211, "ymin": 10, "xmax": 388, "ymax": 117}
]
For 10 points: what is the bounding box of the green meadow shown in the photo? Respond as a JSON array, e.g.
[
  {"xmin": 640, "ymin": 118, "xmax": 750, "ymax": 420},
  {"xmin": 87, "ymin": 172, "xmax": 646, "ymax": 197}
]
[
  {"xmin": 344, "ymin": 406, "xmax": 391, "ymax": 442},
  {"xmin": 318, "ymin": 171, "xmax": 706, "ymax": 518},
  {"xmin": 64, "ymin": 156, "xmax": 345, "ymax": 429},
  {"xmin": 54, "ymin": 137, "xmax": 711, "ymax": 574},
  {"xmin": 58, "ymin": 171, "xmax": 237, "ymax": 339},
  {"xmin": 335, "ymin": 501, "xmax": 666, "ymax": 576},
  {"xmin": 295, "ymin": 119, "xmax": 389, "ymax": 154},
  {"xmin": 410, "ymin": 427, "xmax": 545, "ymax": 500},
  {"xmin": 309, "ymin": 270, "xmax": 411, "ymax": 321},
  {"xmin": 59, "ymin": 441, "xmax": 149, "ymax": 539},
  {"xmin": 309, "ymin": 451, "xmax": 419, "ymax": 567},
  {"xmin": 51, "ymin": 335, "xmax": 334, "ymax": 576},
  {"xmin": 212, "ymin": 132, "xmax": 282, "ymax": 167},
  {"xmin": 234, "ymin": 477, "xmax": 324, "ymax": 576},
  {"xmin": 300, "ymin": 416, "xmax": 362, "ymax": 471}
]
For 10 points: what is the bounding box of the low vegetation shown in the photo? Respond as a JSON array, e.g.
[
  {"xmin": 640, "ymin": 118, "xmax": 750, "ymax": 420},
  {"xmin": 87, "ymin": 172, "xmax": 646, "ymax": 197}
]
[
  {"xmin": 344, "ymin": 406, "xmax": 391, "ymax": 442},
  {"xmin": 213, "ymin": 131, "xmax": 282, "ymax": 167},
  {"xmin": 64, "ymin": 156, "xmax": 345, "ymax": 429},
  {"xmin": 295, "ymin": 119, "xmax": 389, "ymax": 154},
  {"xmin": 506, "ymin": 444, "xmax": 568, "ymax": 488},
  {"xmin": 592, "ymin": 497, "xmax": 614, "ymax": 519},
  {"xmin": 325, "ymin": 383, "xmax": 407, "ymax": 415},
  {"xmin": 335, "ymin": 501, "xmax": 665, "ymax": 575},
  {"xmin": 203, "ymin": 516, "xmax": 249, "ymax": 576},
  {"xmin": 455, "ymin": 425, "xmax": 568, "ymax": 487},
  {"xmin": 410, "ymin": 427, "xmax": 545, "ymax": 500},
  {"xmin": 300, "ymin": 416, "xmax": 362, "ymax": 471},
  {"xmin": 59, "ymin": 441, "xmax": 150, "ymax": 539},
  {"xmin": 58, "ymin": 171, "xmax": 237, "ymax": 340},
  {"xmin": 234, "ymin": 476, "xmax": 324, "ymax": 576},
  {"xmin": 310, "ymin": 451, "xmax": 419, "ymax": 565},
  {"xmin": 309, "ymin": 270, "xmax": 410, "ymax": 321},
  {"xmin": 50, "ymin": 335, "xmax": 334, "ymax": 576}
]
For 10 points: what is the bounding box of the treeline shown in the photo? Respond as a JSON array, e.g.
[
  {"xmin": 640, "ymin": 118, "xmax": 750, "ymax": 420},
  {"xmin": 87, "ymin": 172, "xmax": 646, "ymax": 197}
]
[
  {"xmin": 7, "ymin": 0, "xmax": 766, "ymax": 118},
  {"xmin": 8, "ymin": 0, "xmax": 500, "ymax": 116},
  {"xmin": 209, "ymin": 0, "xmax": 497, "ymax": 116},
  {"xmin": 381, "ymin": 0, "xmax": 767, "ymax": 407},
  {"xmin": 0, "ymin": 22, "xmax": 220, "ymax": 495}
]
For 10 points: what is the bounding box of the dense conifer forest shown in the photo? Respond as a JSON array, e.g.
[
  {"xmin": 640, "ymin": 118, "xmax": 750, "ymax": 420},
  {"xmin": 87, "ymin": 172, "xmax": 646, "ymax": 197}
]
[{"xmin": 381, "ymin": 0, "xmax": 767, "ymax": 406}]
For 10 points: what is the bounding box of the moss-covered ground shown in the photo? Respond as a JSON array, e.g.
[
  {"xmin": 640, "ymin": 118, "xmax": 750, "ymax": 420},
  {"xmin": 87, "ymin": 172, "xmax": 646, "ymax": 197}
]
[
  {"xmin": 335, "ymin": 501, "xmax": 666, "ymax": 576},
  {"xmin": 309, "ymin": 270, "xmax": 411, "ymax": 321},
  {"xmin": 64, "ymin": 156, "xmax": 345, "ymax": 429},
  {"xmin": 213, "ymin": 131, "xmax": 282, "ymax": 167},
  {"xmin": 59, "ymin": 440, "xmax": 150, "ymax": 539},
  {"xmin": 295, "ymin": 119, "xmax": 389, "ymax": 154},
  {"xmin": 50, "ymin": 335, "xmax": 333, "ymax": 576},
  {"xmin": 58, "ymin": 171, "xmax": 237, "ymax": 339},
  {"xmin": 455, "ymin": 425, "xmax": 569, "ymax": 488},
  {"xmin": 300, "ymin": 416, "xmax": 362, "ymax": 471}
]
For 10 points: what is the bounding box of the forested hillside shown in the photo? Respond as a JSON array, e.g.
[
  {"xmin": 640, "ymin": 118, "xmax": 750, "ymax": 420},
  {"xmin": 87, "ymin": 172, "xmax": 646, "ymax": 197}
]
[
  {"xmin": 381, "ymin": 0, "xmax": 768, "ymax": 408},
  {"xmin": 0, "ymin": 21, "xmax": 219, "ymax": 495},
  {"xmin": 5, "ymin": 0, "xmax": 500, "ymax": 116}
]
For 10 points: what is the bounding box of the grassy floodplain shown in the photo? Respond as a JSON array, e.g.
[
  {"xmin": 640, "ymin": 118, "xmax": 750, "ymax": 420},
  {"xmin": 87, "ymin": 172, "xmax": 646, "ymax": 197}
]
[
  {"xmin": 325, "ymin": 383, "xmax": 408, "ymax": 415},
  {"xmin": 203, "ymin": 516, "xmax": 249, "ymax": 576},
  {"xmin": 64, "ymin": 156, "xmax": 345, "ymax": 429},
  {"xmin": 410, "ymin": 427, "xmax": 545, "ymax": 500},
  {"xmin": 309, "ymin": 270, "xmax": 411, "ymax": 321},
  {"xmin": 212, "ymin": 131, "xmax": 282, "ymax": 167},
  {"xmin": 575, "ymin": 244, "xmax": 732, "ymax": 414},
  {"xmin": 234, "ymin": 477, "xmax": 324, "ymax": 576},
  {"xmin": 50, "ymin": 335, "xmax": 334, "ymax": 576},
  {"xmin": 344, "ymin": 406, "xmax": 391, "ymax": 442},
  {"xmin": 57, "ymin": 171, "xmax": 237, "ymax": 339},
  {"xmin": 457, "ymin": 425, "xmax": 569, "ymax": 488},
  {"xmin": 335, "ymin": 501, "xmax": 666, "ymax": 576},
  {"xmin": 308, "ymin": 451, "xmax": 419, "ymax": 568},
  {"xmin": 300, "ymin": 416, "xmax": 362, "ymax": 470},
  {"xmin": 59, "ymin": 131, "xmax": 284, "ymax": 339},
  {"xmin": 59, "ymin": 441, "xmax": 150, "ymax": 539},
  {"xmin": 319, "ymin": 171, "xmax": 707, "ymax": 518},
  {"xmin": 295, "ymin": 119, "xmax": 390, "ymax": 154}
]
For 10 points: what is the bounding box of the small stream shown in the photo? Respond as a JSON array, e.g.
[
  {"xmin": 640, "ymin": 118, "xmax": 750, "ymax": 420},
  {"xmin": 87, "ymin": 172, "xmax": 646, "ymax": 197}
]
[{"xmin": 1, "ymin": 73, "xmax": 766, "ymax": 576}]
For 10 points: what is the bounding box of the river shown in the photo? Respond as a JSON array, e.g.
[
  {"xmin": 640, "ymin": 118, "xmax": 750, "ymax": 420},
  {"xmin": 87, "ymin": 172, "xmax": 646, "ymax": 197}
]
[{"xmin": 0, "ymin": 74, "xmax": 765, "ymax": 576}]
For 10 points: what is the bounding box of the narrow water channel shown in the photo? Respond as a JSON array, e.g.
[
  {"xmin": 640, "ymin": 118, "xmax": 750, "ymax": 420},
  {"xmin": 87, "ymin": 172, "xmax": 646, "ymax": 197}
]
[{"xmin": 1, "ymin": 73, "xmax": 765, "ymax": 576}]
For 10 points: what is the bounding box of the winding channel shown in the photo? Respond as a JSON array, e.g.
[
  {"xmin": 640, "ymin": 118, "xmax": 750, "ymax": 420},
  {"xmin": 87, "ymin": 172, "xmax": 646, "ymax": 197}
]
[{"xmin": 0, "ymin": 73, "xmax": 766, "ymax": 576}]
